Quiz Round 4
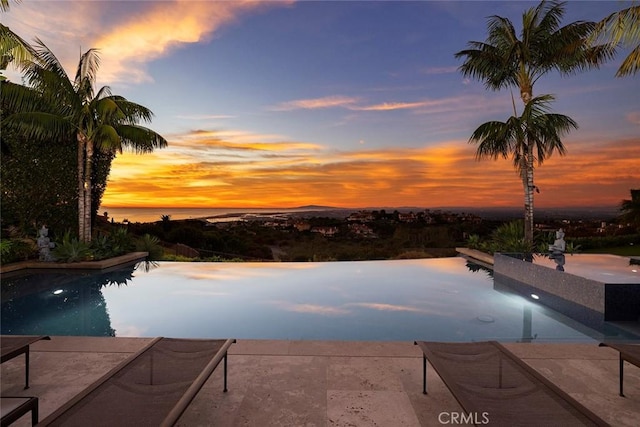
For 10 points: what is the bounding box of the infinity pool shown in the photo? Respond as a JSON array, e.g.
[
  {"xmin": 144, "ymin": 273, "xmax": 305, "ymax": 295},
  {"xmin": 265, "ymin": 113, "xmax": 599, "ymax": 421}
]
[{"xmin": 1, "ymin": 258, "xmax": 636, "ymax": 342}]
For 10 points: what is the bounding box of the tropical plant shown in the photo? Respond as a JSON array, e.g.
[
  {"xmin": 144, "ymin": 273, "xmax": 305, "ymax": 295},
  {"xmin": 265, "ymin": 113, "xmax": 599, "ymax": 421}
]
[
  {"xmin": 2, "ymin": 40, "xmax": 167, "ymax": 242},
  {"xmin": 564, "ymin": 241, "xmax": 582, "ymax": 254},
  {"xmin": 469, "ymin": 95, "xmax": 577, "ymax": 246},
  {"xmin": 455, "ymin": 0, "xmax": 613, "ymax": 245},
  {"xmin": 108, "ymin": 227, "xmax": 133, "ymax": 255},
  {"xmin": 0, "ymin": 238, "xmax": 13, "ymax": 260},
  {"xmin": 161, "ymin": 214, "xmax": 172, "ymax": 232},
  {"xmin": 487, "ymin": 220, "xmax": 532, "ymax": 254},
  {"xmin": 590, "ymin": 4, "xmax": 640, "ymax": 77},
  {"xmin": 53, "ymin": 231, "xmax": 91, "ymax": 262},
  {"xmin": 136, "ymin": 233, "xmax": 164, "ymax": 260},
  {"xmin": 620, "ymin": 188, "xmax": 640, "ymax": 228},
  {"xmin": 90, "ymin": 234, "xmax": 112, "ymax": 260},
  {"xmin": 466, "ymin": 234, "xmax": 483, "ymax": 250},
  {"xmin": 0, "ymin": 238, "xmax": 35, "ymax": 262}
]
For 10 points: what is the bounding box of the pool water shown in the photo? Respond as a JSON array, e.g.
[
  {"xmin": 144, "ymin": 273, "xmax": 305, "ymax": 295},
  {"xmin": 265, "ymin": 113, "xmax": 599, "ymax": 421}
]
[{"xmin": 1, "ymin": 258, "xmax": 636, "ymax": 342}]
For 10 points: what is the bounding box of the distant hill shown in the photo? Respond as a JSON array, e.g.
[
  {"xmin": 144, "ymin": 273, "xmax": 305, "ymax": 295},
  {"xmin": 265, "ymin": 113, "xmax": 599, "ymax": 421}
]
[{"xmin": 294, "ymin": 205, "xmax": 339, "ymax": 210}]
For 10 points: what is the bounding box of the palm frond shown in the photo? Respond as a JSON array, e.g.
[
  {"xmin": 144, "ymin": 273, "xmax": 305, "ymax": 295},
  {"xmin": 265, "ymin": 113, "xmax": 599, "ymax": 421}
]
[
  {"xmin": 532, "ymin": 0, "xmax": 565, "ymax": 36},
  {"xmin": 0, "ymin": 0, "xmax": 21, "ymax": 13},
  {"xmin": 3, "ymin": 111, "xmax": 73, "ymax": 141},
  {"xmin": 108, "ymin": 96, "xmax": 155, "ymax": 124},
  {"xmin": 1, "ymin": 80, "xmax": 42, "ymax": 113},
  {"xmin": 617, "ymin": 42, "xmax": 640, "ymax": 76},
  {"xmin": 114, "ymin": 124, "xmax": 168, "ymax": 153},
  {"xmin": 94, "ymin": 85, "xmax": 112, "ymax": 100},
  {"xmin": 0, "ymin": 23, "xmax": 36, "ymax": 67},
  {"xmin": 22, "ymin": 39, "xmax": 79, "ymax": 111},
  {"xmin": 469, "ymin": 120, "xmax": 512, "ymax": 160},
  {"xmin": 75, "ymin": 48, "xmax": 100, "ymax": 101},
  {"xmin": 593, "ymin": 5, "xmax": 640, "ymax": 46},
  {"xmin": 456, "ymin": 42, "xmax": 518, "ymax": 90},
  {"xmin": 94, "ymin": 124, "xmax": 121, "ymax": 152}
]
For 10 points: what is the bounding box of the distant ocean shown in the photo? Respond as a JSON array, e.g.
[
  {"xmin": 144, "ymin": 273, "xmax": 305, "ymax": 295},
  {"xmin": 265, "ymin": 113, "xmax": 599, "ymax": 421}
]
[
  {"xmin": 99, "ymin": 205, "xmax": 618, "ymax": 223},
  {"xmin": 99, "ymin": 207, "xmax": 334, "ymax": 223}
]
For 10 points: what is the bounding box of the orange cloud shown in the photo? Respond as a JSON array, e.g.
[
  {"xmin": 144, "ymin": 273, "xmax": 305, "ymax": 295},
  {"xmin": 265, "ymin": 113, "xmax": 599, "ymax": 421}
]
[
  {"xmin": 271, "ymin": 95, "xmax": 360, "ymax": 111},
  {"xmin": 352, "ymin": 101, "xmax": 429, "ymax": 111},
  {"xmin": 101, "ymin": 126, "xmax": 640, "ymax": 209},
  {"xmin": 94, "ymin": 1, "xmax": 290, "ymax": 84},
  {"xmin": 1, "ymin": 0, "xmax": 290, "ymax": 85}
]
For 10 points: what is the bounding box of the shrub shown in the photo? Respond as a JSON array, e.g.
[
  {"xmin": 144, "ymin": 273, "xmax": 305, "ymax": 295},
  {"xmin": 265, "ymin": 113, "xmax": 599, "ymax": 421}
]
[
  {"xmin": 0, "ymin": 238, "xmax": 36, "ymax": 263},
  {"xmin": 108, "ymin": 227, "xmax": 133, "ymax": 256},
  {"xmin": 91, "ymin": 235, "xmax": 112, "ymax": 260},
  {"xmin": 53, "ymin": 232, "xmax": 91, "ymax": 262},
  {"xmin": 136, "ymin": 234, "xmax": 164, "ymax": 260}
]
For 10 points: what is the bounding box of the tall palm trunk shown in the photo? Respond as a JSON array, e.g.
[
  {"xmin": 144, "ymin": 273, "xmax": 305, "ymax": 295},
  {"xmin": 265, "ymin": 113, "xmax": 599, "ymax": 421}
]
[
  {"xmin": 77, "ymin": 134, "xmax": 86, "ymax": 242},
  {"xmin": 521, "ymin": 85, "xmax": 534, "ymax": 249},
  {"xmin": 77, "ymin": 134, "xmax": 92, "ymax": 243},
  {"xmin": 524, "ymin": 143, "xmax": 535, "ymax": 246},
  {"xmin": 83, "ymin": 139, "xmax": 93, "ymax": 242}
]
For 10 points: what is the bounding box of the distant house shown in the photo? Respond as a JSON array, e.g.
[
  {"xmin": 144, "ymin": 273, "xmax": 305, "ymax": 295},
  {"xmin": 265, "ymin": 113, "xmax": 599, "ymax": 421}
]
[
  {"xmin": 294, "ymin": 221, "xmax": 311, "ymax": 232},
  {"xmin": 311, "ymin": 226, "xmax": 339, "ymax": 236},
  {"xmin": 348, "ymin": 223, "xmax": 377, "ymax": 238},
  {"xmin": 347, "ymin": 211, "xmax": 374, "ymax": 222},
  {"xmin": 398, "ymin": 212, "xmax": 417, "ymax": 222}
]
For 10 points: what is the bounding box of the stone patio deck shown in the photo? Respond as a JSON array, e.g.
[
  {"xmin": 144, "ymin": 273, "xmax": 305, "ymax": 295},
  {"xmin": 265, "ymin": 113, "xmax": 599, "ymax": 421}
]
[{"xmin": 1, "ymin": 337, "xmax": 639, "ymax": 426}]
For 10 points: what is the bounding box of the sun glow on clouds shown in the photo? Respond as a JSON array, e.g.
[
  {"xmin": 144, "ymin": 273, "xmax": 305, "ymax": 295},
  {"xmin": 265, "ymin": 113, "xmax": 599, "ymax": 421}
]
[
  {"xmin": 271, "ymin": 96, "xmax": 360, "ymax": 111},
  {"xmin": 102, "ymin": 125, "xmax": 640, "ymax": 209},
  {"xmin": 353, "ymin": 101, "xmax": 430, "ymax": 111},
  {"xmin": 93, "ymin": 1, "xmax": 290, "ymax": 84},
  {"xmin": 272, "ymin": 96, "xmax": 442, "ymax": 112}
]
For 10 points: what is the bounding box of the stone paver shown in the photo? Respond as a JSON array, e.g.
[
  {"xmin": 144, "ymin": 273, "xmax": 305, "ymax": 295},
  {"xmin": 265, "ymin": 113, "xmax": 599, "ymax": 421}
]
[{"xmin": 1, "ymin": 338, "xmax": 639, "ymax": 426}]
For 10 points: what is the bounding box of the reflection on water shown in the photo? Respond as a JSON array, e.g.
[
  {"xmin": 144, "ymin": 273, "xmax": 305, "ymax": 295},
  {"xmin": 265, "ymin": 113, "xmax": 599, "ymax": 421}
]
[{"xmin": 1, "ymin": 258, "xmax": 636, "ymax": 342}]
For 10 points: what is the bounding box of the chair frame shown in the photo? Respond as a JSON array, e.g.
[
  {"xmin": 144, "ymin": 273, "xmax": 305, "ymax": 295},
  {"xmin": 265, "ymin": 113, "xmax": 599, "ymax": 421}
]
[
  {"xmin": 0, "ymin": 396, "xmax": 38, "ymax": 427},
  {"xmin": 1, "ymin": 336, "xmax": 51, "ymax": 389},
  {"xmin": 599, "ymin": 342, "xmax": 640, "ymax": 397},
  {"xmin": 414, "ymin": 340, "xmax": 609, "ymax": 426},
  {"xmin": 38, "ymin": 337, "xmax": 236, "ymax": 427}
]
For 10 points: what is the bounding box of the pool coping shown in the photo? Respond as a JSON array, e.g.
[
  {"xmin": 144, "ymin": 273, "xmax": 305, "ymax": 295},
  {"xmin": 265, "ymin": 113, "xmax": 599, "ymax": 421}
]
[
  {"xmin": 0, "ymin": 252, "xmax": 149, "ymax": 274},
  {"xmin": 455, "ymin": 247, "xmax": 494, "ymax": 265}
]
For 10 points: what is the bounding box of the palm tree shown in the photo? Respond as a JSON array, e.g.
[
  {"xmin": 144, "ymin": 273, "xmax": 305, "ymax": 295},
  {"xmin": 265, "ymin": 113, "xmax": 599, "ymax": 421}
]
[
  {"xmin": 456, "ymin": 0, "xmax": 612, "ymax": 245},
  {"xmin": 469, "ymin": 95, "xmax": 577, "ymax": 249},
  {"xmin": 591, "ymin": 4, "xmax": 640, "ymax": 77},
  {"xmin": 620, "ymin": 189, "xmax": 640, "ymax": 227},
  {"xmin": 2, "ymin": 40, "xmax": 167, "ymax": 242}
]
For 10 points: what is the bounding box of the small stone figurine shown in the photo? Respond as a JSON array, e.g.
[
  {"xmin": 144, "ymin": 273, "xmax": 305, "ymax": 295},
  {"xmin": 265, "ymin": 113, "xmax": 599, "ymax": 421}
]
[
  {"xmin": 37, "ymin": 225, "xmax": 55, "ymax": 261},
  {"xmin": 548, "ymin": 228, "xmax": 566, "ymax": 271},
  {"xmin": 548, "ymin": 228, "xmax": 566, "ymax": 254}
]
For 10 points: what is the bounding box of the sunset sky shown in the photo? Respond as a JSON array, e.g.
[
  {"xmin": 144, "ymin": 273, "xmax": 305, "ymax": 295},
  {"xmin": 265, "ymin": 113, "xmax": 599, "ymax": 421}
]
[{"xmin": 3, "ymin": 1, "xmax": 639, "ymax": 209}]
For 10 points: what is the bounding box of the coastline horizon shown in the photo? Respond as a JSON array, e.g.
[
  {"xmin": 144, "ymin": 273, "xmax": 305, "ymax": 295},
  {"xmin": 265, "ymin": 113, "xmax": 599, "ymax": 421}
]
[{"xmin": 99, "ymin": 205, "xmax": 621, "ymax": 224}]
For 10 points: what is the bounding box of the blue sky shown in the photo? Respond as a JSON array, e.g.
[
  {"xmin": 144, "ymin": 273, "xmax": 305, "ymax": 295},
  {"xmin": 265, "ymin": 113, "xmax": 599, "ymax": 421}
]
[{"xmin": 3, "ymin": 1, "xmax": 639, "ymax": 208}]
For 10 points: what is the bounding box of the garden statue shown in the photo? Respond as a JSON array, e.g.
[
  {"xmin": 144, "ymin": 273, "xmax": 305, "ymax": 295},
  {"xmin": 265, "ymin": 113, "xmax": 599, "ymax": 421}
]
[
  {"xmin": 37, "ymin": 226, "xmax": 55, "ymax": 261},
  {"xmin": 548, "ymin": 228, "xmax": 566, "ymax": 271},
  {"xmin": 548, "ymin": 228, "xmax": 566, "ymax": 254},
  {"xmin": 551, "ymin": 253, "xmax": 565, "ymax": 271}
]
